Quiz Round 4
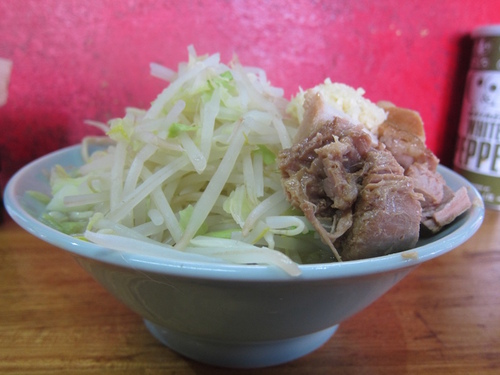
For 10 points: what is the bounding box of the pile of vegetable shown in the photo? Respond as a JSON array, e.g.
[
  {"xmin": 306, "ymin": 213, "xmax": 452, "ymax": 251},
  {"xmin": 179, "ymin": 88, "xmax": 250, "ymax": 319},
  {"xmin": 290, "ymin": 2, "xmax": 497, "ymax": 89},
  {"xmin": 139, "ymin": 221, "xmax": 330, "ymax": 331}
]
[{"xmin": 39, "ymin": 47, "xmax": 335, "ymax": 276}]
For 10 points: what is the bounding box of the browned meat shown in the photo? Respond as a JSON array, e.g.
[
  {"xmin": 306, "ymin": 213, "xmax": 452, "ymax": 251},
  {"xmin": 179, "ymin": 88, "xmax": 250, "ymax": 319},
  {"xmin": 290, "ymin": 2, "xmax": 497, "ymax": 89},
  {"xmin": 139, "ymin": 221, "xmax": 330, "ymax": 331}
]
[
  {"xmin": 378, "ymin": 106, "xmax": 471, "ymax": 233},
  {"xmin": 339, "ymin": 149, "xmax": 422, "ymax": 260},
  {"xmin": 279, "ymin": 96, "xmax": 471, "ymax": 262},
  {"xmin": 278, "ymin": 116, "xmax": 423, "ymax": 261},
  {"xmin": 279, "ymin": 117, "xmax": 373, "ymax": 261},
  {"xmin": 279, "ymin": 117, "xmax": 372, "ymax": 214},
  {"xmin": 406, "ymin": 162, "xmax": 445, "ymax": 205},
  {"xmin": 421, "ymin": 186, "xmax": 471, "ymax": 232},
  {"xmin": 377, "ymin": 101, "xmax": 426, "ymax": 142},
  {"xmin": 378, "ymin": 121, "xmax": 439, "ymax": 171}
]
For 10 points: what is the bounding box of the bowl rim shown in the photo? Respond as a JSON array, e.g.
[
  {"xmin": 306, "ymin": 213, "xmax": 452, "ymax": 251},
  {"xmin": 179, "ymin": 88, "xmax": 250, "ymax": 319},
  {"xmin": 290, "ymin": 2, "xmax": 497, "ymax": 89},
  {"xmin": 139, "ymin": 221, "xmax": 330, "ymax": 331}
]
[{"xmin": 3, "ymin": 144, "xmax": 485, "ymax": 281}]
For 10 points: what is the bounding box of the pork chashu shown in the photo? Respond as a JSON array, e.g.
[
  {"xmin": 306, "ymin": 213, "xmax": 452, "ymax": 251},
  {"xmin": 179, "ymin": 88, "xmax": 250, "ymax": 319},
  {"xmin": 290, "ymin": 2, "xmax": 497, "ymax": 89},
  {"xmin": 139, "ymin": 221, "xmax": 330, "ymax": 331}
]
[{"xmin": 278, "ymin": 92, "xmax": 471, "ymax": 261}]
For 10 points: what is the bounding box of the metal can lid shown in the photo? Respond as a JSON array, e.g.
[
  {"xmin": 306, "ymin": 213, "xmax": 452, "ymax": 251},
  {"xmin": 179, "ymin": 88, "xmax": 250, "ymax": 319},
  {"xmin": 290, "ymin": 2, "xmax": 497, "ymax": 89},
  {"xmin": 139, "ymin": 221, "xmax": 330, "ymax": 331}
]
[{"xmin": 472, "ymin": 24, "xmax": 500, "ymax": 37}]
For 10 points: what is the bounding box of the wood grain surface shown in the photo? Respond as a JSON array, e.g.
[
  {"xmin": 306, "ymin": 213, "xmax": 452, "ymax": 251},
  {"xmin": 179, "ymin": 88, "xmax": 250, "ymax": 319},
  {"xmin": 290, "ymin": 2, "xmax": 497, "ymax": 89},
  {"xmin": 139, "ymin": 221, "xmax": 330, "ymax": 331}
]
[{"xmin": 1, "ymin": 209, "xmax": 499, "ymax": 374}]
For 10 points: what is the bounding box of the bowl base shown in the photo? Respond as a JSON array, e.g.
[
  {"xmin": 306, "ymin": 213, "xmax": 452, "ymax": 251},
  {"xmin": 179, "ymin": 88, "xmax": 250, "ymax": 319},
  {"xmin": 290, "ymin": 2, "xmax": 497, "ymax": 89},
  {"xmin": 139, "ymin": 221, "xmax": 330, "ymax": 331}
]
[{"xmin": 144, "ymin": 319, "xmax": 338, "ymax": 369}]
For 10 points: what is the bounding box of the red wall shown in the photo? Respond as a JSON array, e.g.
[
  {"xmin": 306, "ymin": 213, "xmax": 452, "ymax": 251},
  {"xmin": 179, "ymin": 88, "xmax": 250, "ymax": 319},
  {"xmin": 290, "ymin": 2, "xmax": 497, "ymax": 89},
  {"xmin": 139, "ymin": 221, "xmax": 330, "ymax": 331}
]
[{"xmin": 2, "ymin": 0, "xmax": 500, "ymax": 188}]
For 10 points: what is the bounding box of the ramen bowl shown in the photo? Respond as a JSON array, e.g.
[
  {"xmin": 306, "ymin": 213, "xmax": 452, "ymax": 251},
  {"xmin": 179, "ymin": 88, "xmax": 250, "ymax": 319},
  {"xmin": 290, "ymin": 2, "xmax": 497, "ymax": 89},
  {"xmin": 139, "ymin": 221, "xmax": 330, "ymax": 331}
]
[{"xmin": 3, "ymin": 145, "xmax": 484, "ymax": 369}]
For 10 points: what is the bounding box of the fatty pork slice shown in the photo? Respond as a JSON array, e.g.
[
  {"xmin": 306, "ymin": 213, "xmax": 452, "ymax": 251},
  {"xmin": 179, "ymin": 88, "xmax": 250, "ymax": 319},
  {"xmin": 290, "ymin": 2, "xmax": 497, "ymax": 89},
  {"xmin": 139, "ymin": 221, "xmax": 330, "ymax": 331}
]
[
  {"xmin": 378, "ymin": 104, "xmax": 471, "ymax": 233},
  {"xmin": 339, "ymin": 149, "xmax": 423, "ymax": 260},
  {"xmin": 278, "ymin": 117, "xmax": 372, "ymax": 261}
]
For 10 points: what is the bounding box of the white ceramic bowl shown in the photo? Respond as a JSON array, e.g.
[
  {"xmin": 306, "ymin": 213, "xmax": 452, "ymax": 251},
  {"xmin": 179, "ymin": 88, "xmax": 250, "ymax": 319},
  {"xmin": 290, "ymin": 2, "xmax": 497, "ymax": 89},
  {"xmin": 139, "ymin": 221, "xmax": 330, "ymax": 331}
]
[{"xmin": 4, "ymin": 145, "xmax": 485, "ymax": 369}]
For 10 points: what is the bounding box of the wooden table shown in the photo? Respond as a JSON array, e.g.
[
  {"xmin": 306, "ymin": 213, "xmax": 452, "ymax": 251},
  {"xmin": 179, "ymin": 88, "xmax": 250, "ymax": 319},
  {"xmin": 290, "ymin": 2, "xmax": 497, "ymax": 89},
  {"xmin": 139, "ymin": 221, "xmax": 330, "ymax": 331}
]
[{"xmin": 1, "ymin": 208, "xmax": 499, "ymax": 374}]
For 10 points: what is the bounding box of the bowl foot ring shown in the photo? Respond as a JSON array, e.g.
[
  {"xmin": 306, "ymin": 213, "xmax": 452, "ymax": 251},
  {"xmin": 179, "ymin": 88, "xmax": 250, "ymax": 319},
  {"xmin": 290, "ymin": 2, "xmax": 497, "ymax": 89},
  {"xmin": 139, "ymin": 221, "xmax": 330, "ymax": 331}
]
[{"xmin": 144, "ymin": 319, "xmax": 339, "ymax": 369}]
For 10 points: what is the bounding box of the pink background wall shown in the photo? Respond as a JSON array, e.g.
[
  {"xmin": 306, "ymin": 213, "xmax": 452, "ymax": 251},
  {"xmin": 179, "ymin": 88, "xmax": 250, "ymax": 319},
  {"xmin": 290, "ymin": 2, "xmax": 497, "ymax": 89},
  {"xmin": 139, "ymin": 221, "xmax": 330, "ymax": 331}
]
[{"xmin": 2, "ymin": 0, "xmax": 500, "ymax": 189}]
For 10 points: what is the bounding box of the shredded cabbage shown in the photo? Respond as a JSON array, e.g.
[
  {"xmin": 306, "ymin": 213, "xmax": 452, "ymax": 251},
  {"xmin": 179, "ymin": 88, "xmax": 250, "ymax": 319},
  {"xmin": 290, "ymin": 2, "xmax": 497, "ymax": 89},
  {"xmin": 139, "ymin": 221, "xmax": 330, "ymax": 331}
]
[{"xmin": 42, "ymin": 46, "xmax": 335, "ymax": 276}]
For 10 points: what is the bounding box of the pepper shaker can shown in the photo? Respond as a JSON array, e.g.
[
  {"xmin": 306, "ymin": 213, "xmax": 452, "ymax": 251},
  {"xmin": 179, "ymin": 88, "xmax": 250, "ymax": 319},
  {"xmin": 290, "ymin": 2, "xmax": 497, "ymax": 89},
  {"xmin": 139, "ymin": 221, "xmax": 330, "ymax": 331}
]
[{"xmin": 454, "ymin": 24, "xmax": 500, "ymax": 210}]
